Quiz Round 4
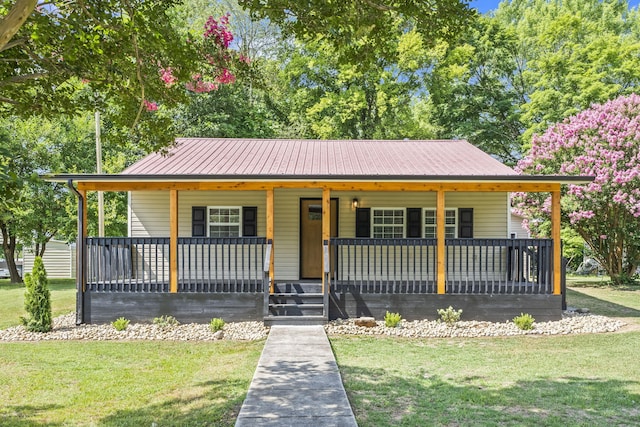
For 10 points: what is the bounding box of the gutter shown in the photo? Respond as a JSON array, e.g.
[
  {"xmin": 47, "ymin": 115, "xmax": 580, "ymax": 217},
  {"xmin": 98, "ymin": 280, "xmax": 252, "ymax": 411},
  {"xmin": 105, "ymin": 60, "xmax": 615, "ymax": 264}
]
[{"xmin": 67, "ymin": 180, "xmax": 84, "ymax": 325}]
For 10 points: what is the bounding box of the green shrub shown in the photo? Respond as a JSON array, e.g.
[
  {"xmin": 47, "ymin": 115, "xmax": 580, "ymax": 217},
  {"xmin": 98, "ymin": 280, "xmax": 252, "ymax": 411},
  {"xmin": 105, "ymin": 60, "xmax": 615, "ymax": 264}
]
[
  {"xmin": 437, "ymin": 306, "xmax": 463, "ymax": 326},
  {"xmin": 513, "ymin": 313, "xmax": 535, "ymax": 330},
  {"xmin": 112, "ymin": 317, "xmax": 130, "ymax": 331},
  {"xmin": 210, "ymin": 317, "xmax": 225, "ymax": 332},
  {"xmin": 153, "ymin": 315, "xmax": 179, "ymax": 328},
  {"xmin": 384, "ymin": 311, "xmax": 402, "ymax": 328},
  {"xmin": 21, "ymin": 257, "xmax": 52, "ymax": 332}
]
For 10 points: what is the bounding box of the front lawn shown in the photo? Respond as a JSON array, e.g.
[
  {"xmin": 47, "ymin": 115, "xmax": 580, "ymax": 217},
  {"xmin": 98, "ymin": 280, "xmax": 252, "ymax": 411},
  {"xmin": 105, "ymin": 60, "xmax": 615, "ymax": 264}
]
[
  {"xmin": 0, "ymin": 340, "xmax": 263, "ymax": 426},
  {"xmin": 332, "ymin": 284, "xmax": 640, "ymax": 426},
  {"xmin": 0, "ymin": 278, "xmax": 75, "ymax": 329}
]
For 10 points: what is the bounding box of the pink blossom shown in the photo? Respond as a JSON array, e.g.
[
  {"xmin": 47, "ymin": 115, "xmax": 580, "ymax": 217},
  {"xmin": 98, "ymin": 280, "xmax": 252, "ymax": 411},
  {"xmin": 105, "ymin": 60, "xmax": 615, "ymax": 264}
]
[
  {"xmin": 159, "ymin": 67, "xmax": 177, "ymax": 86},
  {"xmin": 215, "ymin": 68, "xmax": 235, "ymax": 84},
  {"xmin": 143, "ymin": 99, "xmax": 158, "ymax": 112},
  {"xmin": 204, "ymin": 14, "xmax": 234, "ymax": 48},
  {"xmin": 239, "ymin": 53, "xmax": 251, "ymax": 64}
]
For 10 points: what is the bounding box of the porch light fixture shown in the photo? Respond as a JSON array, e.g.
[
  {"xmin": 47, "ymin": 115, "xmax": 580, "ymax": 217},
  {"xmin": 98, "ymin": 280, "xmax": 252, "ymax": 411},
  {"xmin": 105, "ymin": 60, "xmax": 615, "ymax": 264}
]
[{"xmin": 352, "ymin": 198, "xmax": 359, "ymax": 209}]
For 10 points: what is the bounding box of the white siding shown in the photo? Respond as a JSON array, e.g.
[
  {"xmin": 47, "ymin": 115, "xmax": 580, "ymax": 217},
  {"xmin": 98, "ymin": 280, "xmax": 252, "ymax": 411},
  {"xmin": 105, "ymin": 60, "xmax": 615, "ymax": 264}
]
[
  {"xmin": 129, "ymin": 190, "xmax": 510, "ymax": 281},
  {"xmin": 23, "ymin": 240, "xmax": 75, "ymax": 279},
  {"xmin": 510, "ymin": 213, "xmax": 530, "ymax": 238}
]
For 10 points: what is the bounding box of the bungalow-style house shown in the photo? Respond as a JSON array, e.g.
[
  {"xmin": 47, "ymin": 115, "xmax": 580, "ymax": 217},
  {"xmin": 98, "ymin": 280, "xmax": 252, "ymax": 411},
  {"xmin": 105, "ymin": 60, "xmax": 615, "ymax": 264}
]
[{"xmin": 49, "ymin": 138, "xmax": 591, "ymax": 325}]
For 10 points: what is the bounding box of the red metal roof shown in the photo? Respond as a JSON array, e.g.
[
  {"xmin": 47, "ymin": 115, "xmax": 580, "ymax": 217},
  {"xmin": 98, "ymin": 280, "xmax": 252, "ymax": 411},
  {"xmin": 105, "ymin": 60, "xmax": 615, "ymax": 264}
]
[{"xmin": 123, "ymin": 138, "xmax": 517, "ymax": 177}]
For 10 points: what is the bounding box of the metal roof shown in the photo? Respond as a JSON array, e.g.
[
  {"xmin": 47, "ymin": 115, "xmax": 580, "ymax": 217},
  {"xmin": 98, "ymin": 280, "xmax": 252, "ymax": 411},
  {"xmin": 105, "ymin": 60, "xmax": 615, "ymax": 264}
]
[{"xmin": 122, "ymin": 138, "xmax": 518, "ymax": 177}]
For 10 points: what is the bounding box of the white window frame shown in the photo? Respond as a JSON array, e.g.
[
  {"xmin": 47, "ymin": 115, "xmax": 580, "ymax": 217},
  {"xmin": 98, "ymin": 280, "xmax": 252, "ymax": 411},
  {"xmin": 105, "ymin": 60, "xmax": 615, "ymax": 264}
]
[
  {"xmin": 207, "ymin": 206, "xmax": 242, "ymax": 237},
  {"xmin": 424, "ymin": 208, "xmax": 457, "ymax": 239},
  {"xmin": 371, "ymin": 207, "xmax": 405, "ymax": 238}
]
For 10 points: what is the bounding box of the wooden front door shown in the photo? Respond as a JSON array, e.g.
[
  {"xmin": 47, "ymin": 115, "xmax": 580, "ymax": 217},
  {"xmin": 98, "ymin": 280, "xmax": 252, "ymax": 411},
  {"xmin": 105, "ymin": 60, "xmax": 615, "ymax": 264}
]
[{"xmin": 300, "ymin": 199, "xmax": 338, "ymax": 279}]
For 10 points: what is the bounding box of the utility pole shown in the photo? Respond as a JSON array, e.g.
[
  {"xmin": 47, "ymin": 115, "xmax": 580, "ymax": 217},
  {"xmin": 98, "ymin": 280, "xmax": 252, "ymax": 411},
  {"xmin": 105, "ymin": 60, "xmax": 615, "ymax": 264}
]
[{"xmin": 95, "ymin": 111, "xmax": 104, "ymax": 237}]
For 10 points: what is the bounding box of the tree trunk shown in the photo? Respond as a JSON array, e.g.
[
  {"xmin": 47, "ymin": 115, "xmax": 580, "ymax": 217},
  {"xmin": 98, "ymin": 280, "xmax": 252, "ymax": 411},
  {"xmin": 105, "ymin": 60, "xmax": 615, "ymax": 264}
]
[
  {"xmin": 0, "ymin": 0, "xmax": 37, "ymax": 52},
  {"xmin": 1, "ymin": 223, "xmax": 21, "ymax": 283}
]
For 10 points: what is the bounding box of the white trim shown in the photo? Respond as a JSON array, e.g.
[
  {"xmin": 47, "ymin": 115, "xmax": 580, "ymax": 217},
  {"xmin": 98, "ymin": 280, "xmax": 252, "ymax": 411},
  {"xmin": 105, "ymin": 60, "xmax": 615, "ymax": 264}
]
[
  {"xmin": 206, "ymin": 206, "xmax": 242, "ymax": 237},
  {"xmin": 424, "ymin": 207, "xmax": 458, "ymax": 238},
  {"xmin": 371, "ymin": 207, "xmax": 406, "ymax": 238}
]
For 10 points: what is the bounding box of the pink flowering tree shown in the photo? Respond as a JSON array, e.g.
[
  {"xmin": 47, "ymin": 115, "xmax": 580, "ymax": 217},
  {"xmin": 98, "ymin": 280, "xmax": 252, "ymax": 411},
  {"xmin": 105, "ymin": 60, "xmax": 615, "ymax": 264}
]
[
  {"xmin": 514, "ymin": 94, "xmax": 640, "ymax": 285},
  {"xmin": 0, "ymin": 2, "xmax": 244, "ymax": 152}
]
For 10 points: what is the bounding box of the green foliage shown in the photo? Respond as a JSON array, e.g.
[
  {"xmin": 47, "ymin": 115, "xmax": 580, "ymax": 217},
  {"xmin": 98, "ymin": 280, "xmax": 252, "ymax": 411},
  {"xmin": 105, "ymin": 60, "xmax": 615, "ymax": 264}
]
[
  {"xmin": 239, "ymin": 0, "xmax": 474, "ymax": 69},
  {"xmin": 112, "ymin": 317, "xmax": 130, "ymax": 331},
  {"xmin": 21, "ymin": 257, "xmax": 52, "ymax": 332},
  {"xmin": 384, "ymin": 311, "xmax": 402, "ymax": 328},
  {"xmin": 153, "ymin": 315, "xmax": 180, "ymax": 328},
  {"xmin": 210, "ymin": 317, "xmax": 225, "ymax": 332},
  {"xmin": 437, "ymin": 306, "xmax": 462, "ymax": 326},
  {"xmin": 0, "ymin": 0, "xmax": 239, "ymax": 152},
  {"xmin": 513, "ymin": 313, "xmax": 535, "ymax": 331}
]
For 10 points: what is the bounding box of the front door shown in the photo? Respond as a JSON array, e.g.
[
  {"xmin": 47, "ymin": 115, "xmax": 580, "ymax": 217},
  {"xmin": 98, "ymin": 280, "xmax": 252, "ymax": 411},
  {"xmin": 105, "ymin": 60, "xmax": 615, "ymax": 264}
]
[{"xmin": 300, "ymin": 199, "xmax": 338, "ymax": 279}]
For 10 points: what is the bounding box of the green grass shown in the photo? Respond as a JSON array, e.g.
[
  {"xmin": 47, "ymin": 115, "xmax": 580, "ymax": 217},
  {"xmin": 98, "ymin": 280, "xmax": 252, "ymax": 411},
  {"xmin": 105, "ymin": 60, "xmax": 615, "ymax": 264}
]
[
  {"xmin": 331, "ymin": 285, "xmax": 640, "ymax": 426},
  {"xmin": 0, "ymin": 340, "xmax": 263, "ymax": 426},
  {"xmin": 0, "ymin": 278, "xmax": 76, "ymax": 329}
]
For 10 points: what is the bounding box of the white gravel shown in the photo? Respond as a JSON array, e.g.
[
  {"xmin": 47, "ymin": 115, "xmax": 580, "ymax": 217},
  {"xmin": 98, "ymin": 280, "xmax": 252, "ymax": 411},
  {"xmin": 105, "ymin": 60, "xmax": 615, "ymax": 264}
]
[
  {"xmin": 0, "ymin": 311, "xmax": 625, "ymax": 342},
  {"xmin": 325, "ymin": 312, "xmax": 625, "ymax": 338}
]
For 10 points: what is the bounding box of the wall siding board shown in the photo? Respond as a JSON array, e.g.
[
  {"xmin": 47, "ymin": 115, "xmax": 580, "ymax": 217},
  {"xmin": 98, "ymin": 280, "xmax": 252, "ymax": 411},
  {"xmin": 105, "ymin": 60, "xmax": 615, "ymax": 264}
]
[{"xmin": 23, "ymin": 241, "xmax": 75, "ymax": 278}]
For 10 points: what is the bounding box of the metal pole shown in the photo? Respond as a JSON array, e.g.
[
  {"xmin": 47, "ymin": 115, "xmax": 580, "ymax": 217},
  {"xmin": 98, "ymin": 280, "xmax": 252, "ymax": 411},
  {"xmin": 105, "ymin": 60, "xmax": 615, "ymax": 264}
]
[{"xmin": 95, "ymin": 111, "xmax": 104, "ymax": 237}]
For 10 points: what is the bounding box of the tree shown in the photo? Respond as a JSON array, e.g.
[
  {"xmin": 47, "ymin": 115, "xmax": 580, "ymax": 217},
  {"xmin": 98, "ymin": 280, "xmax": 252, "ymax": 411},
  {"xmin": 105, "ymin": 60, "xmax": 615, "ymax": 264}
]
[
  {"xmin": 0, "ymin": 1, "xmax": 238, "ymax": 151},
  {"xmin": 428, "ymin": 17, "xmax": 526, "ymax": 164},
  {"xmin": 238, "ymin": 0, "xmax": 475, "ymax": 69},
  {"xmin": 514, "ymin": 94, "xmax": 640, "ymax": 285},
  {"xmin": 270, "ymin": 34, "xmax": 436, "ymax": 140},
  {"xmin": 21, "ymin": 256, "xmax": 52, "ymax": 332}
]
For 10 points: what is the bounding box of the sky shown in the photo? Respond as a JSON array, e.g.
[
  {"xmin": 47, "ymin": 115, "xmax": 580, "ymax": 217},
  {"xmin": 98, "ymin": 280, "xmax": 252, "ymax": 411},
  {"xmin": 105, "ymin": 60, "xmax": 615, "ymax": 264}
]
[{"xmin": 469, "ymin": 0, "xmax": 640, "ymax": 14}]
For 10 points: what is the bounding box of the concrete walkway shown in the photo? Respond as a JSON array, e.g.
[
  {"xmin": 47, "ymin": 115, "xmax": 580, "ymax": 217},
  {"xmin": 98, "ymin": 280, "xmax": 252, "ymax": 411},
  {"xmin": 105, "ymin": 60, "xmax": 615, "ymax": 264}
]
[{"xmin": 235, "ymin": 325, "xmax": 358, "ymax": 427}]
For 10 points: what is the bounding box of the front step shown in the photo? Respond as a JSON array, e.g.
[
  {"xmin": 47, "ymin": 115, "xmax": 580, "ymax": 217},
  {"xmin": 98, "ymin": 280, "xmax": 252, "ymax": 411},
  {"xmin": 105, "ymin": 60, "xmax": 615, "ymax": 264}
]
[
  {"xmin": 264, "ymin": 315, "xmax": 326, "ymax": 326},
  {"xmin": 265, "ymin": 282, "xmax": 327, "ymax": 325}
]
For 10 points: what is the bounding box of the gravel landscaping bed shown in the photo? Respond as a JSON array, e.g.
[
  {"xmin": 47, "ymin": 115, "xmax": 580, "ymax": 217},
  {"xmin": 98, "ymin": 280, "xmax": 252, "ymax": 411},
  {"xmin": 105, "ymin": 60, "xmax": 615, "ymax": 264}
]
[
  {"xmin": 325, "ymin": 312, "xmax": 625, "ymax": 338},
  {"xmin": 0, "ymin": 311, "xmax": 624, "ymax": 342}
]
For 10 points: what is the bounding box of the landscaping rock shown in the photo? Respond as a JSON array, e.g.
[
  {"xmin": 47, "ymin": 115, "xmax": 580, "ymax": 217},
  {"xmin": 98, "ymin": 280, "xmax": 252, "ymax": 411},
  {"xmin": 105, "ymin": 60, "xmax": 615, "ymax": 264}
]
[{"xmin": 354, "ymin": 317, "xmax": 377, "ymax": 327}]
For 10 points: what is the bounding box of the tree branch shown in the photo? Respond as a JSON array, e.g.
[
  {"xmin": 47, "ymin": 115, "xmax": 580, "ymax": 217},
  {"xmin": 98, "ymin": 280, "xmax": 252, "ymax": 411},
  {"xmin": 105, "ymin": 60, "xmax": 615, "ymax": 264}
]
[
  {"xmin": 0, "ymin": 0, "xmax": 38, "ymax": 52},
  {"xmin": 0, "ymin": 72, "xmax": 48, "ymax": 86},
  {"xmin": 0, "ymin": 37, "xmax": 27, "ymax": 53}
]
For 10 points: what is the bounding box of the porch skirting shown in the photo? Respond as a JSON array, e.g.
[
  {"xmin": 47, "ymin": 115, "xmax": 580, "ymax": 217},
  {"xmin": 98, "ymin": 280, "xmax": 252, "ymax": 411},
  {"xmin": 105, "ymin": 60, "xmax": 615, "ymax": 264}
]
[
  {"xmin": 329, "ymin": 292, "xmax": 562, "ymax": 322},
  {"xmin": 82, "ymin": 291, "xmax": 562, "ymax": 324},
  {"xmin": 83, "ymin": 292, "xmax": 263, "ymax": 324}
]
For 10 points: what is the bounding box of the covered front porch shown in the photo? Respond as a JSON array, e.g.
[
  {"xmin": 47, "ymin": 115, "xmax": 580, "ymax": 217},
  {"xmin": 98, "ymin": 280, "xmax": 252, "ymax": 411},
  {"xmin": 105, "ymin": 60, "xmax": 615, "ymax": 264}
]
[{"xmin": 67, "ymin": 179, "xmax": 566, "ymax": 324}]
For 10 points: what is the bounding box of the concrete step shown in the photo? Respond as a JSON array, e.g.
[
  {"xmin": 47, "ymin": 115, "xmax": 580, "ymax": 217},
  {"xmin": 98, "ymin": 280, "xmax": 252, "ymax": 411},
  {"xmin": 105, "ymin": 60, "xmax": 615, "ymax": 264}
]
[
  {"xmin": 268, "ymin": 303, "xmax": 324, "ymax": 316},
  {"xmin": 273, "ymin": 282, "xmax": 323, "ymax": 294},
  {"xmin": 269, "ymin": 293, "xmax": 324, "ymax": 305},
  {"xmin": 263, "ymin": 315, "xmax": 327, "ymax": 326}
]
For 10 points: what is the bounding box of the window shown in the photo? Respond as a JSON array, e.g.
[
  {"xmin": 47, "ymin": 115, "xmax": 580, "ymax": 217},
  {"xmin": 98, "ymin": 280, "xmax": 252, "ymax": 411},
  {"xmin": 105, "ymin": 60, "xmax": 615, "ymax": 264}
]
[
  {"xmin": 424, "ymin": 208, "xmax": 457, "ymax": 238},
  {"xmin": 208, "ymin": 207, "xmax": 241, "ymax": 237},
  {"xmin": 372, "ymin": 208, "xmax": 404, "ymax": 238}
]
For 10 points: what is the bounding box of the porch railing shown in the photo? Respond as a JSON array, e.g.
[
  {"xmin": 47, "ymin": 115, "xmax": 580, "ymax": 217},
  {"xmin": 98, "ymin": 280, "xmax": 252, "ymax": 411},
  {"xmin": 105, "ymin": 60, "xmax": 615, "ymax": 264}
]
[
  {"xmin": 331, "ymin": 238, "xmax": 438, "ymax": 293},
  {"xmin": 85, "ymin": 237, "xmax": 267, "ymax": 293},
  {"xmin": 330, "ymin": 237, "xmax": 554, "ymax": 294}
]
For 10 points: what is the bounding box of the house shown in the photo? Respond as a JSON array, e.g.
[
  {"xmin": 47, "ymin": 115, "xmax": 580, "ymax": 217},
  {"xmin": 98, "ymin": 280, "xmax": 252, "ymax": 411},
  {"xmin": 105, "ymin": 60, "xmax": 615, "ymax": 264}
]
[
  {"xmin": 49, "ymin": 138, "xmax": 591, "ymax": 325},
  {"xmin": 23, "ymin": 240, "xmax": 76, "ymax": 279}
]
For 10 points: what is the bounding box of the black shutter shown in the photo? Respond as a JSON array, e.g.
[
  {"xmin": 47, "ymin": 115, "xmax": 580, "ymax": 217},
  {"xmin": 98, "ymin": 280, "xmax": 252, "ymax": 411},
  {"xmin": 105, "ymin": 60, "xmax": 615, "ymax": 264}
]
[
  {"xmin": 406, "ymin": 208, "xmax": 422, "ymax": 238},
  {"xmin": 458, "ymin": 208, "xmax": 473, "ymax": 238},
  {"xmin": 192, "ymin": 206, "xmax": 207, "ymax": 237},
  {"xmin": 242, "ymin": 206, "xmax": 258, "ymax": 237},
  {"xmin": 355, "ymin": 208, "xmax": 371, "ymax": 237}
]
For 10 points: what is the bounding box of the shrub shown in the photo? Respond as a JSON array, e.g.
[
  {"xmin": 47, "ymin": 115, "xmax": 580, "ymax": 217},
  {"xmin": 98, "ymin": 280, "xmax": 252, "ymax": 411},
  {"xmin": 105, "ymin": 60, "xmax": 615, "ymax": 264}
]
[
  {"xmin": 112, "ymin": 317, "xmax": 130, "ymax": 331},
  {"xmin": 437, "ymin": 306, "xmax": 463, "ymax": 326},
  {"xmin": 210, "ymin": 317, "xmax": 225, "ymax": 332},
  {"xmin": 21, "ymin": 257, "xmax": 52, "ymax": 332},
  {"xmin": 513, "ymin": 313, "xmax": 535, "ymax": 330},
  {"xmin": 153, "ymin": 315, "xmax": 180, "ymax": 328},
  {"xmin": 384, "ymin": 311, "xmax": 402, "ymax": 328}
]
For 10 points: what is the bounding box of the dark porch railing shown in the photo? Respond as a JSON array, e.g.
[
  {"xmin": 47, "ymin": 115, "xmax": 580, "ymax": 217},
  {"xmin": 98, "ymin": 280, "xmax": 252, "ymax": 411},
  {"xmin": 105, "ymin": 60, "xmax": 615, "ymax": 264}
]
[
  {"xmin": 331, "ymin": 238, "xmax": 438, "ymax": 293},
  {"xmin": 330, "ymin": 238, "xmax": 554, "ymax": 294},
  {"xmin": 85, "ymin": 237, "xmax": 267, "ymax": 292}
]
